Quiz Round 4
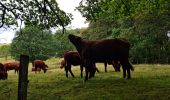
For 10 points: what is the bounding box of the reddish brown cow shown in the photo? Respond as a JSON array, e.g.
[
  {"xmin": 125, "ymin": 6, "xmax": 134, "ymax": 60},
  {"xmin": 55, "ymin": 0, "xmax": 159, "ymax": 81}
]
[
  {"xmin": 34, "ymin": 60, "xmax": 48, "ymax": 73},
  {"xmin": 62, "ymin": 51, "xmax": 83, "ymax": 78},
  {"xmin": 68, "ymin": 34, "xmax": 134, "ymax": 81},
  {"xmin": 0, "ymin": 63, "xmax": 8, "ymax": 80},
  {"xmin": 3, "ymin": 62, "xmax": 19, "ymax": 73}
]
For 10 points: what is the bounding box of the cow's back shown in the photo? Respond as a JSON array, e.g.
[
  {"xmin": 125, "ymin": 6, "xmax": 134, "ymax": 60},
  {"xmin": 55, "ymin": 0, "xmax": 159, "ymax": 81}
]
[
  {"xmin": 64, "ymin": 51, "xmax": 81, "ymax": 66},
  {"xmin": 84, "ymin": 38, "xmax": 130, "ymax": 61}
]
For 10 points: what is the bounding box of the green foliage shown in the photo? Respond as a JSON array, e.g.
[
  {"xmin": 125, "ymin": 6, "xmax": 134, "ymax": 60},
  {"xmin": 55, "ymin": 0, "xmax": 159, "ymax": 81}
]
[
  {"xmin": 81, "ymin": 18, "xmax": 117, "ymax": 40},
  {"xmin": 0, "ymin": 0, "xmax": 72, "ymax": 30},
  {"xmin": 10, "ymin": 26, "xmax": 57, "ymax": 62},
  {"xmin": 77, "ymin": 0, "xmax": 170, "ymax": 64},
  {"xmin": 53, "ymin": 31, "xmax": 74, "ymax": 57},
  {"xmin": 53, "ymin": 29, "xmax": 84, "ymax": 57},
  {"xmin": 0, "ymin": 45, "xmax": 11, "ymax": 60}
]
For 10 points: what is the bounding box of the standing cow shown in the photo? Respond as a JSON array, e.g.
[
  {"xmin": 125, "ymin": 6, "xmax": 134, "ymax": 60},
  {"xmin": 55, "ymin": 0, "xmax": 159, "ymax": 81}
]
[
  {"xmin": 33, "ymin": 60, "xmax": 48, "ymax": 73},
  {"xmin": 3, "ymin": 62, "xmax": 19, "ymax": 73},
  {"xmin": 68, "ymin": 34, "xmax": 134, "ymax": 81},
  {"xmin": 0, "ymin": 63, "xmax": 8, "ymax": 80},
  {"xmin": 61, "ymin": 51, "xmax": 83, "ymax": 78},
  {"xmin": 60, "ymin": 51, "xmax": 101, "ymax": 78}
]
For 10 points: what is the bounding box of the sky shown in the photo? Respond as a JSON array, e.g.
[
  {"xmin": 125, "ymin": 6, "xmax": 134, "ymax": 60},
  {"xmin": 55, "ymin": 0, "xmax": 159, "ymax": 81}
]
[{"xmin": 0, "ymin": 0, "xmax": 88, "ymax": 44}]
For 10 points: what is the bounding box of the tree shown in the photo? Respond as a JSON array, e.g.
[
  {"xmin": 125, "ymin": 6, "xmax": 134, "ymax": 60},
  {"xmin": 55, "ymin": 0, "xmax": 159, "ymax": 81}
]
[
  {"xmin": 0, "ymin": 0, "xmax": 72, "ymax": 31},
  {"xmin": 10, "ymin": 26, "xmax": 57, "ymax": 64},
  {"xmin": 0, "ymin": 44, "xmax": 11, "ymax": 60},
  {"xmin": 77, "ymin": 0, "xmax": 170, "ymax": 63},
  {"xmin": 53, "ymin": 29, "xmax": 84, "ymax": 57}
]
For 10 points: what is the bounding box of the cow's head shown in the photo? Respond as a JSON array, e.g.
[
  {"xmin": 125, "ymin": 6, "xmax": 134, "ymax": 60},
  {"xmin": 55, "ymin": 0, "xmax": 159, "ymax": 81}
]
[
  {"xmin": 68, "ymin": 34, "xmax": 82, "ymax": 47},
  {"xmin": 43, "ymin": 64, "xmax": 48, "ymax": 73},
  {"xmin": 60, "ymin": 60, "xmax": 66, "ymax": 69}
]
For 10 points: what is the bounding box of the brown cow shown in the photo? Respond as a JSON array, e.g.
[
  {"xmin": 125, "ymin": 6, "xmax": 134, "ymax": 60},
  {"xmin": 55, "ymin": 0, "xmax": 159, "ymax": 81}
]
[
  {"xmin": 3, "ymin": 62, "xmax": 19, "ymax": 73},
  {"xmin": 61, "ymin": 51, "xmax": 100, "ymax": 78},
  {"xmin": 62, "ymin": 51, "xmax": 84, "ymax": 78},
  {"xmin": 34, "ymin": 60, "xmax": 48, "ymax": 73},
  {"xmin": 68, "ymin": 34, "xmax": 134, "ymax": 81},
  {"xmin": 0, "ymin": 63, "xmax": 8, "ymax": 80}
]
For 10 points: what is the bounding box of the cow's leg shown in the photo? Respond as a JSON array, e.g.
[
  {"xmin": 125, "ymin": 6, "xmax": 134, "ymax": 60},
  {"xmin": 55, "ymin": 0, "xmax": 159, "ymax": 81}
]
[
  {"xmin": 35, "ymin": 67, "xmax": 37, "ymax": 74},
  {"xmin": 65, "ymin": 65, "xmax": 69, "ymax": 78},
  {"xmin": 120, "ymin": 61, "xmax": 127, "ymax": 79},
  {"xmin": 94, "ymin": 63, "xmax": 100, "ymax": 73},
  {"xmin": 127, "ymin": 61, "xmax": 132, "ymax": 79},
  {"xmin": 68, "ymin": 65, "xmax": 75, "ymax": 78},
  {"xmin": 84, "ymin": 60, "xmax": 89, "ymax": 81},
  {"xmin": 89, "ymin": 62, "xmax": 96, "ymax": 78},
  {"xmin": 80, "ymin": 65, "xmax": 83, "ymax": 78},
  {"xmin": 104, "ymin": 62, "xmax": 107, "ymax": 72}
]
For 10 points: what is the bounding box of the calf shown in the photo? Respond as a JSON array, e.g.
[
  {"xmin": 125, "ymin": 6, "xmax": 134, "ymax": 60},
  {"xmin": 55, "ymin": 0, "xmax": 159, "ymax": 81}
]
[
  {"xmin": 34, "ymin": 60, "xmax": 48, "ymax": 73},
  {"xmin": 68, "ymin": 34, "xmax": 134, "ymax": 81},
  {"xmin": 61, "ymin": 51, "xmax": 100, "ymax": 78}
]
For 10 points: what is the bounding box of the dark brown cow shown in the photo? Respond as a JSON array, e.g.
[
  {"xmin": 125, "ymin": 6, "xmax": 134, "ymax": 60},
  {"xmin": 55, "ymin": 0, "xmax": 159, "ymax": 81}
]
[
  {"xmin": 68, "ymin": 34, "xmax": 134, "ymax": 81},
  {"xmin": 3, "ymin": 62, "xmax": 19, "ymax": 73},
  {"xmin": 34, "ymin": 60, "xmax": 48, "ymax": 73},
  {"xmin": 62, "ymin": 51, "xmax": 83, "ymax": 78},
  {"xmin": 61, "ymin": 51, "xmax": 100, "ymax": 78},
  {"xmin": 0, "ymin": 63, "xmax": 8, "ymax": 80}
]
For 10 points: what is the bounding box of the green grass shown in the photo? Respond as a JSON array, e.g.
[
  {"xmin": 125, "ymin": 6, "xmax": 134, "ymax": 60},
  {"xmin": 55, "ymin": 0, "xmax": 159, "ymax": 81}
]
[{"xmin": 0, "ymin": 58, "xmax": 170, "ymax": 100}]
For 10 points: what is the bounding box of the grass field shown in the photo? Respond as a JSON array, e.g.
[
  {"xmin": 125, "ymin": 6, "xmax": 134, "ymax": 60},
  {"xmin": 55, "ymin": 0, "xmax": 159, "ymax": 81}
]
[{"xmin": 0, "ymin": 57, "xmax": 170, "ymax": 100}]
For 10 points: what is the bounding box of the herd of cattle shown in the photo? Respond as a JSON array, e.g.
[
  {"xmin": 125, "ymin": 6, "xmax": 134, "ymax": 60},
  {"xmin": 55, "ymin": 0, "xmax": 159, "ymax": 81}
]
[
  {"xmin": 0, "ymin": 60, "xmax": 48, "ymax": 80},
  {"xmin": 0, "ymin": 34, "xmax": 134, "ymax": 81},
  {"xmin": 61, "ymin": 34, "xmax": 134, "ymax": 81}
]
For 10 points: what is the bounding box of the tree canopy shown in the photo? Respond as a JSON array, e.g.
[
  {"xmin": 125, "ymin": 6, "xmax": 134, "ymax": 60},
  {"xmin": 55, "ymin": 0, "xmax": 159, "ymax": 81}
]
[
  {"xmin": 77, "ymin": 0, "xmax": 170, "ymax": 64},
  {"xmin": 0, "ymin": 0, "xmax": 72, "ymax": 31},
  {"xmin": 10, "ymin": 26, "xmax": 57, "ymax": 62}
]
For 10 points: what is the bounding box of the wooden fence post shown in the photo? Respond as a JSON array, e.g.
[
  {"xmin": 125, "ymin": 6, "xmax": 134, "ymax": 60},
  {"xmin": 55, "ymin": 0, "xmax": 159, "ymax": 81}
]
[{"xmin": 18, "ymin": 55, "xmax": 29, "ymax": 100}]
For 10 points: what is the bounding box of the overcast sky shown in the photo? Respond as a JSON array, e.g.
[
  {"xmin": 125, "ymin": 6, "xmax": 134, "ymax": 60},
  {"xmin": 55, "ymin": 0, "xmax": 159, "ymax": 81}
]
[{"xmin": 0, "ymin": 0, "xmax": 88, "ymax": 44}]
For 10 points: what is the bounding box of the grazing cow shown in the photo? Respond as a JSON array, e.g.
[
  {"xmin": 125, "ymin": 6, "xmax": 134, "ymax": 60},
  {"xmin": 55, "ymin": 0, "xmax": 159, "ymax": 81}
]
[
  {"xmin": 68, "ymin": 34, "xmax": 134, "ymax": 81},
  {"xmin": 34, "ymin": 60, "xmax": 48, "ymax": 73},
  {"xmin": 0, "ymin": 63, "xmax": 8, "ymax": 80},
  {"xmin": 61, "ymin": 51, "xmax": 100, "ymax": 78},
  {"xmin": 3, "ymin": 62, "xmax": 19, "ymax": 73}
]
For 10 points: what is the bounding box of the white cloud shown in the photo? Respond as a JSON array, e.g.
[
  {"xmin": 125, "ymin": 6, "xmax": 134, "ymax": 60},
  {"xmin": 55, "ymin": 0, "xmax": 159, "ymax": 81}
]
[{"xmin": 0, "ymin": 30, "xmax": 15, "ymax": 44}]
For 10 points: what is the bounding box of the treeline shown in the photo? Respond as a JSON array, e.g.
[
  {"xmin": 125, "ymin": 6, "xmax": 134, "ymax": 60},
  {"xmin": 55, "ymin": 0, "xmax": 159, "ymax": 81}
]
[
  {"xmin": 0, "ymin": 27, "xmax": 84, "ymax": 63},
  {"xmin": 76, "ymin": 0, "xmax": 170, "ymax": 64}
]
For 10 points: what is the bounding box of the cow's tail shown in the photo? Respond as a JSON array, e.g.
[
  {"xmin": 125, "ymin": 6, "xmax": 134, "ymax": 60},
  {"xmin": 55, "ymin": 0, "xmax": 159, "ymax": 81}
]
[{"xmin": 129, "ymin": 62, "xmax": 134, "ymax": 71}]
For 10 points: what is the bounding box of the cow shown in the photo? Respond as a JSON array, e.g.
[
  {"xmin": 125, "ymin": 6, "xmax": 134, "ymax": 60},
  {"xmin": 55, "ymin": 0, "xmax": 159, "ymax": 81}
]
[
  {"xmin": 68, "ymin": 34, "xmax": 134, "ymax": 81},
  {"xmin": 60, "ymin": 51, "xmax": 100, "ymax": 78},
  {"xmin": 0, "ymin": 63, "xmax": 8, "ymax": 80},
  {"xmin": 34, "ymin": 60, "xmax": 48, "ymax": 73},
  {"xmin": 3, "ymin": 62, "xmax": 19, "ymax": 73}
]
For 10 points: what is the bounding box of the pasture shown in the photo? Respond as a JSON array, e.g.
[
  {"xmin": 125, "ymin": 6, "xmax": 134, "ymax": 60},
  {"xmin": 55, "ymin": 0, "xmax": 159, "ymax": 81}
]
[{"xmin": 0, "ymin": 58, "xmax": 170, "ymax": 100}]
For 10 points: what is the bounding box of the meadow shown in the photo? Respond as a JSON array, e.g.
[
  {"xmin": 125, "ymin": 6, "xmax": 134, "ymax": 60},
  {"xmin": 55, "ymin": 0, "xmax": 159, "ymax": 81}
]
[{"xmin": 0, "ymin": 57, "xmax": 170, "ymax": 100}]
